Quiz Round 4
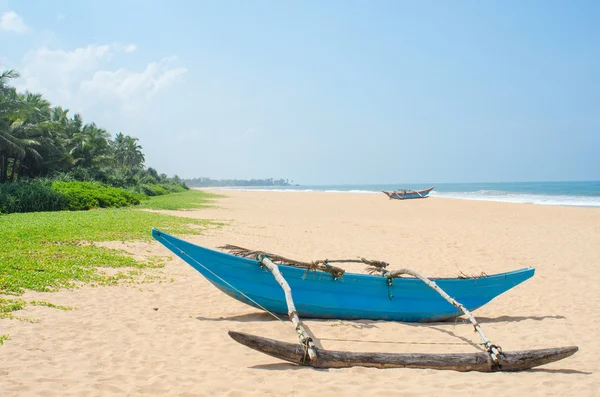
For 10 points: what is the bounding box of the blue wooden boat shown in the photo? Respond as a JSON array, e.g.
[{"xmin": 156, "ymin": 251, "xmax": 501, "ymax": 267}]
[
  {"xmin": 152, "ymin": 229, "xmax": 534, "ymax": 322},
  {"xmin": 382, "ymin": 186, "xmax": 435, "ymax": 200}
]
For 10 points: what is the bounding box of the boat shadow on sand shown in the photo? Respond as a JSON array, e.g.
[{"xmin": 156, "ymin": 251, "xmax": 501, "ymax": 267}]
[
  {"xmin": 248, "ymin": 363, "xmax": 590, "ymax": 374},
  {"xmin": 195, "ymin": 312, "xmax": 566, "ymax": 325},
  {"xmin": 195, "ymin": 312, "xmax": 569, "ymax": 352},
  {"xmin": 195, "ymin": 313, "xmax": 569, "ymax": 341}
]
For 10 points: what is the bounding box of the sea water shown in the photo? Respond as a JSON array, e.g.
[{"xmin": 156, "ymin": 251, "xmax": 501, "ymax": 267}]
[{"xmin": 218, "ymin": 181, "xmax": 600, "ymax": 208}]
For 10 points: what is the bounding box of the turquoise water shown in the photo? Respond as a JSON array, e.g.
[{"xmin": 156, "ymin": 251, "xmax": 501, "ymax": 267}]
[{"xmin": 218, "ymin": 181, "xmax": 600, "ymax": 207}]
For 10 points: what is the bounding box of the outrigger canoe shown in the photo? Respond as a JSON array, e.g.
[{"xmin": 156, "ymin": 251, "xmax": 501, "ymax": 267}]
[
  {"xmin": 153, "ymin": 229, "xmax": 533, "ymax": 322},
  {"xmin": 382, "ymin": 186, "xmax": 435, "ymax": 200},
  {"xmin": 153, "ymin": 229, "xmax": 578, "ymax": 372}
]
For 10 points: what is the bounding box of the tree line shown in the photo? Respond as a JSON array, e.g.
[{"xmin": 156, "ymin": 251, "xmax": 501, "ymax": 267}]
[
  {"xmin": 184, "ymin": 177, "xmax": 294, "ymax": 187},
  {"xmin": 0, "ymin": 69, "xmax": 180, "ymax": 188}
]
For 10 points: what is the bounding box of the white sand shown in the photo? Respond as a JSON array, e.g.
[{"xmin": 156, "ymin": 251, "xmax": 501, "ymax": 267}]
[{"xmin": 1, "ymin": 190, "xmax": 599, "ymax": 396}]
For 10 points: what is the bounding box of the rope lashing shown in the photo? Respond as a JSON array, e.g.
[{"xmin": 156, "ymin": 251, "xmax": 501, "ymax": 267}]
[
  {"xmin": 220, "ymin": 244, "xmax": 346, "ymax": 280},
  {"xmin": 387, "ymin": 277, "xmax": 394, "ymax": 300}
]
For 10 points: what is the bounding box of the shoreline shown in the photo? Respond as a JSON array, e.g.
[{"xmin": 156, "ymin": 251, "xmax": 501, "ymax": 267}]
[{"xmin": 197, "ymin": 186, "xmax": 600, "ymax": 210}]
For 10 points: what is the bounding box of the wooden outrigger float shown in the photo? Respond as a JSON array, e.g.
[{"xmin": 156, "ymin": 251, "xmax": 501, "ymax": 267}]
[
  {"xmin": 229, "ymin": 331, "xmax": 578, "ymax": 372},
  {"xmin": 153, "ymin": 229, "xmax": 579, "ymax": 372}
]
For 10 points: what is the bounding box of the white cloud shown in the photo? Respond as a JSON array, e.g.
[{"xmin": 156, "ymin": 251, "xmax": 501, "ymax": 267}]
[
  {"xmin": 17, "ymin": 44, "xmax": 113, "ymax": 106},
  {"xmin": 16, "ymin": 43, "xmax": 187, "ymax": 116},
  {"xmin": 122, "ymin": 44, "xmax": 137, "ymax": 53},
  {"xmin": 81, "ymin": 59, "xmax": 188, "ymax": 101},
  {"xmin": 0, "ymin": 11, "xmax": 30, "ymax": 33},
  {"xmin": 113, "ymin": 43, "xmax": 137, "ymax": 54},
  {"xmin": 24, "ymin": 44, "xmax": 112, "ymax": 74}
]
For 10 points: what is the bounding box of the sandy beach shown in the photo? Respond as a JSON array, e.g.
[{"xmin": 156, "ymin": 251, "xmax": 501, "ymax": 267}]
[{"xmin": 1, "ymin": 190, "xmax": 599, "ymax": 396}]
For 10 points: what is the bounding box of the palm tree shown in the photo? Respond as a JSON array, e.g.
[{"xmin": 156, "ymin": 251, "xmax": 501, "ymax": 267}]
[
  {"xmin": 10, "ymin": 91, "xmax": 54, "ymax": 179},
  {"xmin": 3, "ymin": 119, "xmax": 42, "ymax": 181},
  {"xmin": 0, "ymin": 70, "xmax": 41, "ymax": 182},
  {"xmin": 35, "ymin": 106, "xmax": 74, "ymax": 175},
  {"xmin": 68, "ymin": 122, "xmax": 111, "ymax": 173},
  {"xmin": 0, "ymin": 70, "xmax": 22, "ymax": 164},
  {"xmin": 147, "ymin": 167, "xmax": 160, "ymax": 181},
  {"xmin": 112, "ymin": 132, "xmax": 145, "ymax": 169}
]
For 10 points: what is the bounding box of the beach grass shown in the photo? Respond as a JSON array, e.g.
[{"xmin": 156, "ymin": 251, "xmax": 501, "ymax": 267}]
[
  {"xmin": 140, "ymin": 189, "xmax": 225, "ymax": 210},
  {"xmin": 0, "ymin": 188, "xmax": 223, "ymax": 309},
  {"xmin": 29, "ymin": 300, "xmax": 76, "ymax": 310},
  {"xmin": 0, "ymin": 299, "xmax": 75, "ymax": 321},
  {"xmin": 0, "ymin": 298, "xmax": 29, "ymax": 321},
  {"xmin": 0, "ymin": 298, "xmax": 26, "ymax": 314}
]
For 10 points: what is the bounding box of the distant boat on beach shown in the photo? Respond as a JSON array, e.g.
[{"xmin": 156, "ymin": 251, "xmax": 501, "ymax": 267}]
[{"xmin": 382, "ymin": 186, "xmax": 435, "ymax": 200}]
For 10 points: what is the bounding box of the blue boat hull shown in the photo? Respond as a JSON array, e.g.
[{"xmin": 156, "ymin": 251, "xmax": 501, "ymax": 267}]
[{"xmin": 153, "ymin": 229, "xmax": 534, "ymax": 322}]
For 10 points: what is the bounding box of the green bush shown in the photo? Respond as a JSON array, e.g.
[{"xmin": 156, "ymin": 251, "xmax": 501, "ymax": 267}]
[
  {"xmin": 104, "ymin": 168, "xmax": 137, "ymax": 188},
  {"xmin": 130, "ymin": 191, "xmax": 148, "ymax": 202},
  {"xmin": 141, "ymin": 184, "xmax": 170, "ymax": 196},
  {"xmin": 129, "ymin": 183, "xmax": 186, "ymax": 197},
  {"xmin": 0, "ymin": 180, "xmax": 68, "ymax": 214},
  {"xmin": 51, "ymin": 166, "xmax": 96, "ymax": 182},
  {"xmin": 51, "ymin": 181, "xmax": 141, "ymax": 210},
  {"xmin": 162, "ymin": 183, "xmax": 187, "ymax": 193}
]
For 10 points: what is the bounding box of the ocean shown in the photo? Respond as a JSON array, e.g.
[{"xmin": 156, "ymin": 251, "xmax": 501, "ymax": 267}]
[{"xmin": 216, "ymin": 181, "xmax": 600, "ymax": 208}]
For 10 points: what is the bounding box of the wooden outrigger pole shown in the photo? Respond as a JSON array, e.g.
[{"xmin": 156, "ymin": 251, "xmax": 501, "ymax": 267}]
[
  {"xmin": 385, "ymin": 268, "xmax": 501, "ymax": 363},
  {"xmin": 257, "ymin": 254, "xmax": 318, "ymax": 362}
]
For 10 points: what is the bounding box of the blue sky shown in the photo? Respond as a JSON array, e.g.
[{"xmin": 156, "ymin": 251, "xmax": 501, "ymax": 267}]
[{"xmin": 1, "ymin": 1, "xmax": 598, "ymax": 184}]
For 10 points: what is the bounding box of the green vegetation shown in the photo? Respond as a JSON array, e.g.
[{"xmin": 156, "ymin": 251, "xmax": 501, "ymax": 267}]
[
  {"xmin": 0, "ymin": 334, "xmax": 8, "ymax": 345},
  {"xmin": 52, "ymin": 181, "xmax": 142, "ymax": 210},
  {"xmin": 0, "ymin": 202, "xmax": 222, "ymax": 317},
  {"xmin": 0, "ymin": 179, "xmax": 149, "ymax": 214},
  {"xmin": 0, "ymin": 300, "xmax": 40, "ymax": 323},
  {"xmin": 0, "ymin": 298, "xmax": 26, "ymax": 314},
  {"xmin": 29, "ymin": 301, "xmax": 75, "ymax": 311},
  {"xmin": 0, "ymin": 194, "xmax": 222, "ymax": 321},
  {"xmin": 0, "ymin": 179, "xmax": 68, "ymax": 214},
  {"xmin": 0, "ymin": 298, "xmax": 38, "ymax": 322},
  {"xmin": 141, "ymin": 189, "xmax": 224, "ymax": 210},
  {"xmin": 0, "ymin": 207, "xmax": 220, "ymax": 296},
  {"xmin": 131, "ymin": 182, "xmax": 186, "ymax": 197},
  {"xmin": 1, "ymin": 69, "xmax": 188, "ymax": 214}
]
